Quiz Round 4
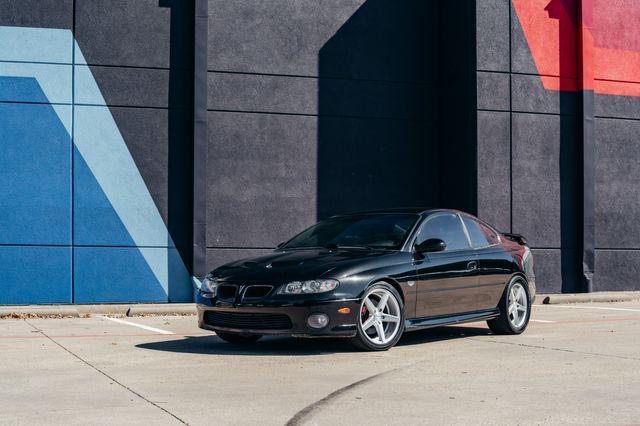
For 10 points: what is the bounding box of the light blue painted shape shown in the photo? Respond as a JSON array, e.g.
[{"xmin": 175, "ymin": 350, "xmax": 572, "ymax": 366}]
[
  {"xmin": 73, "ymin": 144, "xmax": 137, "ymax": 246},
  {"xmin": 74, "ymin": 247, "xmax": 189, "ymax": 303},
  {"xmin": 0, "ymin": 26, "xmax": 72, "ymax": 64},
  {"xmin": 73, "ymin": 105, "xmax": 175, "ymax": 248},
  {"xmin": 0, "ymin": 246, "xmax": 72, "ymax": 304},
  {"xmin": 73, "ymin": 64, "xmax": 103, "ymax": 105},
  {"xmin": 0, "ymin": 62, "xmax": 72, "ymax": 104},
  {"xmin": 0, "ymin": 95, "xmax": 71, "ymax": 245}
]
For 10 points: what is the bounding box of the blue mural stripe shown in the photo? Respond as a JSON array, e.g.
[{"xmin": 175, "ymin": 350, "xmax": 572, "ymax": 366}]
[
  {"xmin": 0, "ymin": 246, "xmax": 72, "ymax": 305},
  {"xmin": 73, "ymin": 247, "xmax": 188, "ymax": 303},
  {"xmin": 0, "ymin": 99, "xmax": 71, "ymax": 245},
  {"xmin": 73, "ymin": 247, "xmax": 167, "ymax": 303}
]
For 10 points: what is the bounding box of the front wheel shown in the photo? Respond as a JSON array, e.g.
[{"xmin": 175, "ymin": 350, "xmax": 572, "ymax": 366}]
[
  {"xmin": 351, "ymin": 282, "xmax": 405, "ymax": 351},
  {"xmin": 216, "ymin": 332, "xmax": 262, "ymax": 345},
  {"xmin": 487, "ymin": 277, "xmax": 531, "ymax": 334}
]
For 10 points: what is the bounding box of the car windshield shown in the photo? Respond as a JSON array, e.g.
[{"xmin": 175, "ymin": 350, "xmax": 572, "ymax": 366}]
[{"xmin": 282, "ymin": 214, "xmax": 419, "ymax": 250}]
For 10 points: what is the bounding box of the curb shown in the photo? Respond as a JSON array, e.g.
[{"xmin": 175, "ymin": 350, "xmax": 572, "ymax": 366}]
[
  {"xmin": 537, "ymin": 291, "xmax": 640, "ymax": 304},
  {"xmin": 0, "ymin": 307, "xmax": 81, "ymax": 318},
  {"xmin": 0, "ymin": 303, "xmax": 196, "ymax": 319},
  {"xmin": 126, "ymin": 305, "xmax": 196, "ymax": 316}
]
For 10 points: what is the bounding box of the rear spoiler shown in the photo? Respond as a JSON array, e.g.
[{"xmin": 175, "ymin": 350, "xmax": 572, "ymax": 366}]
[{"xmin": 502, "ymin": 232, "xmax": 528, "ymax": 246}]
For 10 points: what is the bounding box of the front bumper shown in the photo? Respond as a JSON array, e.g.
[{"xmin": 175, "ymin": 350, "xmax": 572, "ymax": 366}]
[{"xmin": 196, "ymin": 292, "xmax": 360, "ymax": 337}]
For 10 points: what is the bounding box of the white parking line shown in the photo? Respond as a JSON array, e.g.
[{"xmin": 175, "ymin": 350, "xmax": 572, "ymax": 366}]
[
  {"xmin": 530, "ymin": 319, "xmax": 556, "ymax": 323},
  {"xmin": 100, "ymin": 316, "xmax": 174, "ymax": 335},
  {"xmin": 541, "ymin": 305, "xmax": 640, "ymax": 313}
]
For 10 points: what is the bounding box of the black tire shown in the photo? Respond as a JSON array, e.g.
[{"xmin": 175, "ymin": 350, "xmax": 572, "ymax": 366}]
[
  {"xmin": 216, "ymin": 332, "xmax": 262, "ymax": 345},
  {"xmin": 487, "ymin": 276, "xmax": 531, "ymax": 335},
  {"xmin": 351, "ymin": 282, "xmax": 405, "ymax": 351}
]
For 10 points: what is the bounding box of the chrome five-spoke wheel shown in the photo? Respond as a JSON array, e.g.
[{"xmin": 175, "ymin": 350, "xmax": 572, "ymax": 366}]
[
  {"xmin": 487, "ymin": 277, "xmax": 531, "ymax": 335},
  {"xmin": 507, "ymin": 282, "xmax": 528, "ymax": 329},
  {"xmin": 357, "ymin": 286, "xmax": 403, "ymax": 348}
]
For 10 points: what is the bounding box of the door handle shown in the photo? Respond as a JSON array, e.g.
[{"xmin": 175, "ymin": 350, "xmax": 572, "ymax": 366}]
[{"xmin": 467, "ymin": 261, "xmax": 478, "ymax": 271}]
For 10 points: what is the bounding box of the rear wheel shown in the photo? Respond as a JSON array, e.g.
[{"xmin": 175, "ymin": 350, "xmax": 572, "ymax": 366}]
[
  {"xmin": 487, "ymin": 277, "xmax": 531, "ymax": 334},
  {"xmin": 216, "ymin": 332, "xmax": 262, "ymax": 345},
  {"xmin": 351, "ymin": 282, "xmax": 404, "ymax": 351}
]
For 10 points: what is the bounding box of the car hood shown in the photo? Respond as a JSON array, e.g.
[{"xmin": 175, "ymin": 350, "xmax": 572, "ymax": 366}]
[{"xmin": 210, "ymin": 248, "xmax": 397, "ymax": 283}]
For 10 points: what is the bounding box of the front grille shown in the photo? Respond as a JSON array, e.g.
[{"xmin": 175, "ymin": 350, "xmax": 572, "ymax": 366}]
[
  {"xmin": 243, "ymin": 285, "xmax": 273, "ymax": 299},
  {"xmin": 203, "ymin": 311, "xmax": 293, "ymax": 330},
  {"xmin": 217, "ymin": 285, "xmax": 237, "ymax": 301}
]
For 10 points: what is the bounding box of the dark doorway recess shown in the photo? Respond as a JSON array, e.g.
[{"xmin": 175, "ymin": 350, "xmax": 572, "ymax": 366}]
[
  {"xmin": 317, "ymin": 0, "xmax": 477, "ymax": 220},
  {"xmin": 160, "ymin": 0, "xmax": 195, "ymax": 299},
  {"xmin": 546, "ymin": 0, "xmax": 581, "ymax": 292}
]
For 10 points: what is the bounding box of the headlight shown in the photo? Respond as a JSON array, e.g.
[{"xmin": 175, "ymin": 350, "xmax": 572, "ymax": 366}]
[
  {"xmin": 201, "ymin": 276, "xmax": 220, "ymax": 295},
  {"xmin": 279, "ymin": 279, "xmax": 339, "ymax": 294}
]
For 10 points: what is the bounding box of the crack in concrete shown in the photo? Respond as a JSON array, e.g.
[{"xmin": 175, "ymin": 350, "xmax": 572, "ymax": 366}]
[
  {"xmin": 23, "ymin": 319, "xmax": 188, "ymax": 425},
  {"xmin": 470, "ymin": 337, "xmax": 640, "ymax": 361}
]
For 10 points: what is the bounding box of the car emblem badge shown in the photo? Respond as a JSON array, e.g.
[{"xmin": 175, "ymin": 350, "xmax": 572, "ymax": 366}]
[{"xmin": 265, "ymin": 263, "xmax": 272, "ymax": 269}]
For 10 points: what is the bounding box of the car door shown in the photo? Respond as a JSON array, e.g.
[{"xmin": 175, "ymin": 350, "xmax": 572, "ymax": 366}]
[
  {"xmin": 413, "ymin": 213, "xmax": 479, "ymax": 318},
  {"xmin": 460, "ymin": 215, "xmax": 511, "ymax": 310}
]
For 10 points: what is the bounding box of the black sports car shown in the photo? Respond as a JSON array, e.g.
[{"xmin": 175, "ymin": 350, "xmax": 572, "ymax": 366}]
[{"xmin": 197, "ymin": 209, "xmax": 535, "ymax": 351}]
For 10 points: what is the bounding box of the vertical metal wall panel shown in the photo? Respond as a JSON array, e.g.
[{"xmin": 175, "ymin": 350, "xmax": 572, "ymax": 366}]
[
  {"xmin": 578, "ymin": 0, "xmax": 595, "ymax": 292},
  {"xmin": 0, "ymin": 0, "xmax": 73, "ymax": 29},
  {"xmin": 476, "ymin": 111, "xmax": 511, "ymax": 232},
  {"xmin": 476, "ymin": 0, "xmax": 510, "ymax": 72},
  {"xmin": 192, "ymin": 0, "xmax": 208, "ymax": 280},
  {"xmin": 594, "ymin": 118, "xmax": 640, "ymax": 249}
]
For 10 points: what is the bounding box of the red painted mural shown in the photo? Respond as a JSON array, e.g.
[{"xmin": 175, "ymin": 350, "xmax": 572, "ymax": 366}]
[{"xmin": 512, "ymin": 0, "xmax": 640, "ymax": 96}]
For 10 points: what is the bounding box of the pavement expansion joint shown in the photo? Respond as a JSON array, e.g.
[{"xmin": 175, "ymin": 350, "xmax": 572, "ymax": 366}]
[
  {"xmin": 469, "ymin": 337, "xmax": 640, "ymax": 362},
  {"xmin": 22, "ymin": 319, "xmax": 189, "ymax": 425}
]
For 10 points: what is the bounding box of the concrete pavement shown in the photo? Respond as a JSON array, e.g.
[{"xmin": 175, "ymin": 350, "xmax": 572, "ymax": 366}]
[{"xmin": 1, "ymin": 302, "xmax": 639, "ymax": 425}]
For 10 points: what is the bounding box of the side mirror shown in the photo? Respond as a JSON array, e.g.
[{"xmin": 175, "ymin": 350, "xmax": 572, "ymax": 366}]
[{"xmin": 415, "ymin": 238, "xmax": 446, "ymax": 253}]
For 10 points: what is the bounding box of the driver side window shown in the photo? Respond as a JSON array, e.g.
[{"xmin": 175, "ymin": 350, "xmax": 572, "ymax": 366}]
[{"xmin": 415, "ymin": 214, "xmax": 470, "ymax": 251}]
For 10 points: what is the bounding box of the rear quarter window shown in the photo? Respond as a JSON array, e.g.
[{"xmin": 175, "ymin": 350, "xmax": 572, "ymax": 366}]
[{"xmin": 462, "ymin": 216, "xmax": 500, "ymax": 248}]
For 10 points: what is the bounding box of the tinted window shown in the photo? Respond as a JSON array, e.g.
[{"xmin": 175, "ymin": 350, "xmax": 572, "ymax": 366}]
[
  {"xmin": 415, "ymin": 214, "xmax": 470, "ymax": 251},
  {"xmin": 479, "ymin": 221, "xmax": 500, "ymax": 245},
  {"xmin": 462, "ymin": 216, "xmax": 490, "ymax": 247},
  {"xmin": 282, "ymin": 214, "xmax": 419, "ymax": 250},
  {"xmin": 462, "ymin": 216, "xmax": 500, "ymax": 247}
]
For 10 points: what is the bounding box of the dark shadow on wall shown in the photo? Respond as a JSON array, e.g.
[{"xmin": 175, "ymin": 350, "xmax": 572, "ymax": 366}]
[
  {"xmin": 160, "ymin": 0, "xmax": 195, "ymax": 300},
  {"xmin": 316, "ymin": 0, "xmax": 477, "ymax": 219},
  {"xmin": 546, "ymin": 0, "xmax": 580, "ymax": 292}
]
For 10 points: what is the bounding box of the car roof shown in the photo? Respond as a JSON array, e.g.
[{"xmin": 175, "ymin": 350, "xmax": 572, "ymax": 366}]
[{"xmin": 333, "ymin": 207, "xmax": 468, "ymax": 217}]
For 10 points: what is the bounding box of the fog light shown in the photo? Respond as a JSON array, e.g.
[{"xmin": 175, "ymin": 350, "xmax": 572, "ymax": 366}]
[{"xmin": 307, "ymin": 313, "xmax": 330, "ymax": 329}]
